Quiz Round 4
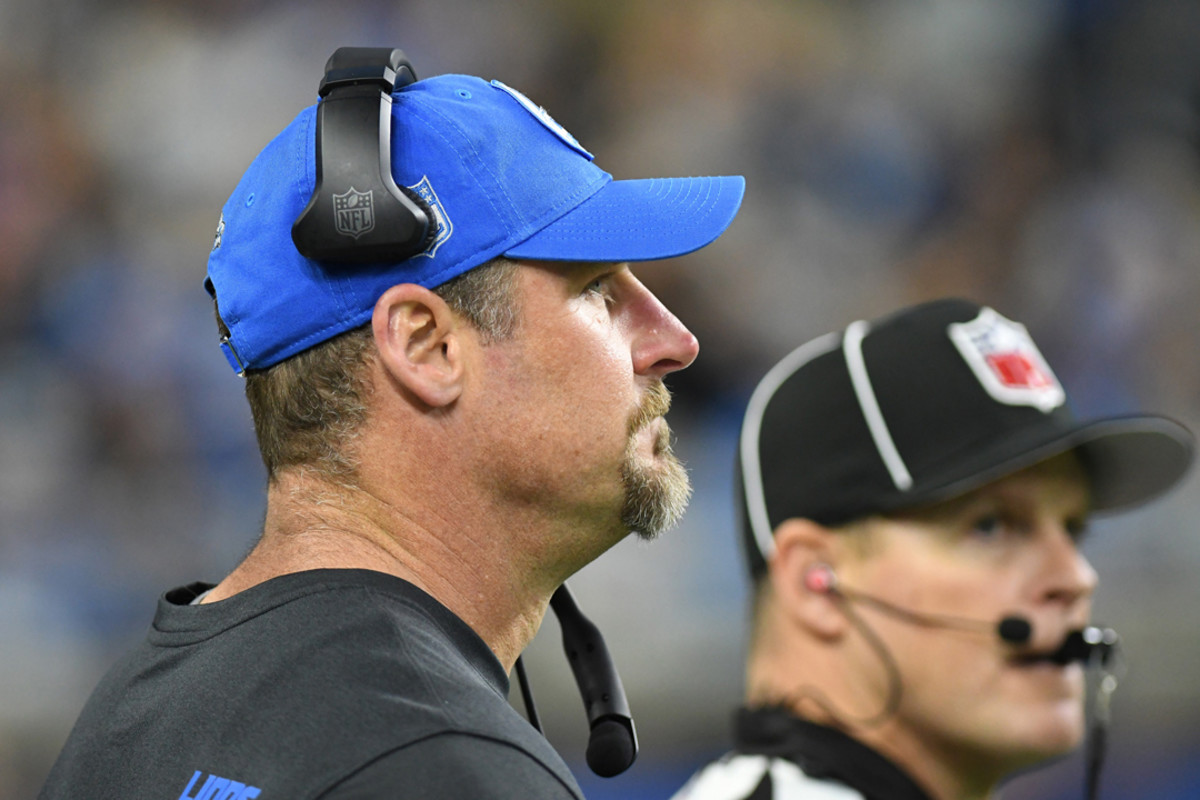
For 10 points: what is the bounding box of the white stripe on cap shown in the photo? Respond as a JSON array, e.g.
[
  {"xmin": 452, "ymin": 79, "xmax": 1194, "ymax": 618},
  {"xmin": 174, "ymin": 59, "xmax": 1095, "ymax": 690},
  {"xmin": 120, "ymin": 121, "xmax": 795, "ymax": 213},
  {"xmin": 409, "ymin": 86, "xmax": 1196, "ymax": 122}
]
[
  {"xmin": 842, "ymin": 320, "xmax": 913, "ymax": 491},
  {"xmin": 740, "ymin": 331, "xmax": 841, "ymax": 564}
]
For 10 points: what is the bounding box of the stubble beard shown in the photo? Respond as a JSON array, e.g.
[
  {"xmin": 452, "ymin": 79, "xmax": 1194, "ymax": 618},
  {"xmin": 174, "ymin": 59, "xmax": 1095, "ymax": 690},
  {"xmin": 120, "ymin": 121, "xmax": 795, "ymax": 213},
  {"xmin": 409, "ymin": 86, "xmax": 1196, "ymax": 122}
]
[{"xmin": 619, "ymin": 382, "xmax": 692, "ymax": 540}]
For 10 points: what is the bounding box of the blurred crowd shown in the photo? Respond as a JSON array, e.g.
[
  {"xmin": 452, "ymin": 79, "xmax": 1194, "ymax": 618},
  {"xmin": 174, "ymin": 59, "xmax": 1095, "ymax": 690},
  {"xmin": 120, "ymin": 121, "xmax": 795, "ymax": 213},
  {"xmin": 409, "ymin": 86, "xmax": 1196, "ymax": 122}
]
[{"xmin": 2, "ymin": 1, "xmax": 1199, "ymax": 798}]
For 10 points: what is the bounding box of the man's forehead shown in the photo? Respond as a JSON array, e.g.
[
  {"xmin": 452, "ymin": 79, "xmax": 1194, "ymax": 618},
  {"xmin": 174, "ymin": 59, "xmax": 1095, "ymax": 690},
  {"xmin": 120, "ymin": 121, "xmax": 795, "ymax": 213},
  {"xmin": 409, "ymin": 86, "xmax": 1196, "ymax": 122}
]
[{"xmin": 514, "ymin": 258, "xmax": 627, "ymax": 274}]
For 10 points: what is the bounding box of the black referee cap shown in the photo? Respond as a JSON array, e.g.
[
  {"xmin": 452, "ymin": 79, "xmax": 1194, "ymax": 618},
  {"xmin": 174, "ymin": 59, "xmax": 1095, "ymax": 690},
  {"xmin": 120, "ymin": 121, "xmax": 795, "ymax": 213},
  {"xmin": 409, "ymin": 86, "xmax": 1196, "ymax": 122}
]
[{"xmin": 739, "ymin": 298, "xmax": 1194, "ymax": 579}]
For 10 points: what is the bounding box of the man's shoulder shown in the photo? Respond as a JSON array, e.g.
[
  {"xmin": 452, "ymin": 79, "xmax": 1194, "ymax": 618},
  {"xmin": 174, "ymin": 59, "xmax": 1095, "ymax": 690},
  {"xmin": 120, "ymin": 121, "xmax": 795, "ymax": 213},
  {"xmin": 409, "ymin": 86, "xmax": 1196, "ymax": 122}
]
[
  {"xmin": 151, "ymin": 569, "xmax": 507, "ymax": 696},
  {"xmin": 320, "ymin": 731, "xmax": 584, "ymax": 799},
  {"xmin": 170, "ymin": 570, "xmax": 518, "ymax": 737}
]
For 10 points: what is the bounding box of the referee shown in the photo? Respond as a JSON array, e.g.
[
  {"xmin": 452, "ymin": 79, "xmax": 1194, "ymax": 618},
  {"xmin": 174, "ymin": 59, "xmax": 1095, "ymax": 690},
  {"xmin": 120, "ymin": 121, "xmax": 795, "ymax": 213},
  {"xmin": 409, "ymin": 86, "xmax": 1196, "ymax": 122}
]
[{"xmin": 673, "ymin": 298, "xmax": 1193, "ymax": 800}]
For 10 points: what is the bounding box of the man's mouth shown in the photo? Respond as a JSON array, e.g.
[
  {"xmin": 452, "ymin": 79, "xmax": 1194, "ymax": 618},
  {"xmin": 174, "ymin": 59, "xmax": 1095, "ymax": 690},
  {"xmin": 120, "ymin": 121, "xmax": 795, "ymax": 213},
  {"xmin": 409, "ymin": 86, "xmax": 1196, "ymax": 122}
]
[
  {"xmin": 1010, "ymin": 650, "xmax": 1073, "ymax": 668},
  {"xmin": 629, "ymin": 382, "xmax": 672, "ymax": 435},
  {"xmin": 632, "ymin": 416, "xmax": 672, "ymax": 459}
]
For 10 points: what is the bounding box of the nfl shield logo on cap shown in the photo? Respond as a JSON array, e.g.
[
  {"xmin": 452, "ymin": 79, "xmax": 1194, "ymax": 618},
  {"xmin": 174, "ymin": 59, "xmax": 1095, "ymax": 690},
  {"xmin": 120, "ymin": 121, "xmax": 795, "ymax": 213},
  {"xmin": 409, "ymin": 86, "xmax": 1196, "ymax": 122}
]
[
  {"xmin": 948, "ymin": 307, "xmax": 1065, "ymax": 413},
  {"xmin": 406, "ymin": 176, "xmax": 453, "ymax": 258}
]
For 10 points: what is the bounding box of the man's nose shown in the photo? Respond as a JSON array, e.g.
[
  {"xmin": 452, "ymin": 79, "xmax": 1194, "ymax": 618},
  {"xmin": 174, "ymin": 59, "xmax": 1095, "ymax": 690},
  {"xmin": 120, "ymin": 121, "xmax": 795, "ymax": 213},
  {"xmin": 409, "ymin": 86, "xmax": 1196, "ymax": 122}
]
[
  {"xmin": 627, "ymin": 280, "xmax": 699, "ymax": 378},
  {"xmin": 1038, "ymin": 525, "xmax": 1099, "ymax": 609}
]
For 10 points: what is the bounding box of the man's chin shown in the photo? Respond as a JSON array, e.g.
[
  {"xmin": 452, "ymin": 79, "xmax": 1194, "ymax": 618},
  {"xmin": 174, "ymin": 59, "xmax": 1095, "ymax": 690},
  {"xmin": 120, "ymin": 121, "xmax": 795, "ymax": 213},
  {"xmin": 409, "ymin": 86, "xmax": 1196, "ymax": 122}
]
[{"xmin": 620, "ymin": 449, "xmax": 692, "ymax": 541}]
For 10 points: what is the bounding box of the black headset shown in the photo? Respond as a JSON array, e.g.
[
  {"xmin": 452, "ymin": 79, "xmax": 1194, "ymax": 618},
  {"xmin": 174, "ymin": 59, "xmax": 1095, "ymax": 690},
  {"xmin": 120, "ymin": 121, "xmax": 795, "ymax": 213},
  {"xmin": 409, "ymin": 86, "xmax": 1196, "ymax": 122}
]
[
  {"xmin": 291, "ymin": 47, "xmax": 435, "ymax": 263},
  {"xmin": 292, "ymin": 47, "xmax": 638, "ymax": 777}
]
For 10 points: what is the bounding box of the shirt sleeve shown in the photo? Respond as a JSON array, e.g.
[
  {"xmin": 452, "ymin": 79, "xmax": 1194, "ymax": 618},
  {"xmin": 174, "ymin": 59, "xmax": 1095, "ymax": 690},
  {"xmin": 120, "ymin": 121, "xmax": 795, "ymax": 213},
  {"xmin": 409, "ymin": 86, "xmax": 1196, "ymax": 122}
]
[{"xmin": 317, "ymin": 732, "xmax": 585, "ymax": 800}]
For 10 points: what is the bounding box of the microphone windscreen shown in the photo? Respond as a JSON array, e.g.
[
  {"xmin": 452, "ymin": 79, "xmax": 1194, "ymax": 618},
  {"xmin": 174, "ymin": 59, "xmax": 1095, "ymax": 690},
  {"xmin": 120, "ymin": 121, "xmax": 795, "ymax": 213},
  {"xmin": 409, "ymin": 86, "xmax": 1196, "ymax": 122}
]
[
  {"xmin": 586, "ymin": 718, "xmax": 637, "ymax": 777},
  {"xmin": 998, "ymin": 616, "xmax": 1033, "ymax": 644}
]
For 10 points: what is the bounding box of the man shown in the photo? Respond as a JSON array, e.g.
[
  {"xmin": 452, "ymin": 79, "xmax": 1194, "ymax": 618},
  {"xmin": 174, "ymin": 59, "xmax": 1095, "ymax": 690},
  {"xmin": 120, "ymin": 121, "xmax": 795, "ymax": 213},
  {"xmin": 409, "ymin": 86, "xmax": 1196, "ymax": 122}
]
[
  {"xmin": 673, "ymin": 298, "xmax": 1193, "ymax": 800},
  {"xmin": 40, "ymin": 48, "xmax": 743, "ymax": 799}
]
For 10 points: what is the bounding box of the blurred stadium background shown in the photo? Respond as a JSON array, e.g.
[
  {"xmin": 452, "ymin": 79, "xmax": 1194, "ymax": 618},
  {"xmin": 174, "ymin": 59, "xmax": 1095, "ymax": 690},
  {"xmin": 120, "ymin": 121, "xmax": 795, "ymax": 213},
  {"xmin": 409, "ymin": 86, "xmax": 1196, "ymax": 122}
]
[{"xmin": 2, "ymin": 1, "xmax": 1199, "ymax": 798}]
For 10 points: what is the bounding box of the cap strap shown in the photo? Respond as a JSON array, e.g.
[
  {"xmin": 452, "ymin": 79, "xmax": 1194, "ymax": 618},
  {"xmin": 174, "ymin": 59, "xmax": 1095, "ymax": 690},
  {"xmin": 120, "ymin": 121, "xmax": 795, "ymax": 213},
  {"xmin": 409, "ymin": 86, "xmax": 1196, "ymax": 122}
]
[
  {"xmin": 219, "ymin": 335, "xmax": 247, "ymax": 378},
  {"xmin": 843, "ymin": 320, "xmax": 913, "ymax": 491}
]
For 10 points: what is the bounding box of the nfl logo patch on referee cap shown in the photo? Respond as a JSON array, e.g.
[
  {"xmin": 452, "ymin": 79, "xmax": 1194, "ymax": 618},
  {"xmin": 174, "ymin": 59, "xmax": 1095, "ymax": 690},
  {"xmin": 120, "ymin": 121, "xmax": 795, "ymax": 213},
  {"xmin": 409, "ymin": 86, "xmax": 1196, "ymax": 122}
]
[{"xmin": 948, "ymin": 307, "xmax": 1065, "ymax": 413}]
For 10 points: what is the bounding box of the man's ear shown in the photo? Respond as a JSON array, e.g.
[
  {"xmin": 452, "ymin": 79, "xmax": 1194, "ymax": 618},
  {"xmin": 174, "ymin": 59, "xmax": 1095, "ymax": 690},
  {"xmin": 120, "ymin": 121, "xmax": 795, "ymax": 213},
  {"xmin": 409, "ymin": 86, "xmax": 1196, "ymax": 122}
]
[
  {"xmin": 768, "ymin": 518, "xmax": 850, "ymax": 641},
  {"xmin": 372, "ymin": 283, "xmax": 466, "ymax": 409}
]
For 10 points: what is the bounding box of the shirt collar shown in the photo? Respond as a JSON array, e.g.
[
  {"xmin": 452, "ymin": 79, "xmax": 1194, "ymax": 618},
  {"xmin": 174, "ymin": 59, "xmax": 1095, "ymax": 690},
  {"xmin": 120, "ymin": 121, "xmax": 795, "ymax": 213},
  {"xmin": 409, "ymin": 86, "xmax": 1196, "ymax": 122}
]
[{"xmin": 734, "ymin": 706, "xmax": 933, "ymax": 800}]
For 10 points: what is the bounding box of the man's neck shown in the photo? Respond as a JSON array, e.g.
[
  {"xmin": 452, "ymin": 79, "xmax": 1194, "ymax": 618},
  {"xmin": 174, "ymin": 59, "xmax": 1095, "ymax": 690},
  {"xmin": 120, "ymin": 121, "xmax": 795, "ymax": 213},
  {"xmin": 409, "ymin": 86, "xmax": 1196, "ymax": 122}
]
[
  {"xmin": 747, "ymin": 645, "xmax": 1001, "ymax": 800},
  {"xmin": 202, "ymin": 469, "xmax": 557, "ymax": 671},
  {"xmin": 853, "ymin": 721, "xmax": 1001, "ymax": 800}
]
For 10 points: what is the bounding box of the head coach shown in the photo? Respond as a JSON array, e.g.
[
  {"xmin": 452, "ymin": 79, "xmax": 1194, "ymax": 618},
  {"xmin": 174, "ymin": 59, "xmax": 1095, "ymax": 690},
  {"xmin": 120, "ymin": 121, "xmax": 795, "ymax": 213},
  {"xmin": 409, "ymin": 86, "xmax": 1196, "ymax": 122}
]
[{"xmin": 39, "ymin": 47, "xmax": 744, "ymax": 800}]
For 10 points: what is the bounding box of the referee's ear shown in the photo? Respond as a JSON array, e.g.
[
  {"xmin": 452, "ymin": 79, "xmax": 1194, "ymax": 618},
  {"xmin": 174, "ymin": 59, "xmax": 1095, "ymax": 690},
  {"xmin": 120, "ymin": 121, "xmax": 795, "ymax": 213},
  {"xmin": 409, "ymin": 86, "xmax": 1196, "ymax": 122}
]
[
  {"xmin": 372, "ymin": 283, "xmax": 467, "ymax": 410},
  {"xmin": 769, "ymin": 518, "xmax": 850, "ymax": 641}
]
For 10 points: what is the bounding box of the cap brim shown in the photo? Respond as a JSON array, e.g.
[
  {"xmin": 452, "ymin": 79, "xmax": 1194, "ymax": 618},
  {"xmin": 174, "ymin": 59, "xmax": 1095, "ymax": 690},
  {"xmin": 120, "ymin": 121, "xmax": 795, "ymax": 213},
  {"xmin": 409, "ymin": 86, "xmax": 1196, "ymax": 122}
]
[
  {"xmin": 503, "ymin": 175, "xmax": 745, "ymax": 263},
  {"xmin": 1073, "ymin": 417, "xmax": 1195, "ymax": 511},
  {"xmin": 897, "ymin": 415, "xmax": 1194, "ymax": 516}
]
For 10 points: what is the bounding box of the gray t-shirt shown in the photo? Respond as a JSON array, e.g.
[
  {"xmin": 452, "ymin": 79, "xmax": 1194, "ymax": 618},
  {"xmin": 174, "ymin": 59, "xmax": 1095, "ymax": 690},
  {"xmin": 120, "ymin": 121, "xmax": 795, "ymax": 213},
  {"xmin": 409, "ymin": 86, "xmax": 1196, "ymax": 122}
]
[{"xmin": 40, "ymin": 569, "xmax": 583, "ymax": 799}]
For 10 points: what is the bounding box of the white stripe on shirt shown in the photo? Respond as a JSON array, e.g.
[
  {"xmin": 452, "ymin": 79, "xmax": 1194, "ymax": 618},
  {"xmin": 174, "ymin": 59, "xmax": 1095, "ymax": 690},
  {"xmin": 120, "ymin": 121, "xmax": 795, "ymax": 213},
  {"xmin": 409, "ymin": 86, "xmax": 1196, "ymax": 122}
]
[{"xmin": 671, "ymin": 753, "xmax": 866, "ymax": 800}]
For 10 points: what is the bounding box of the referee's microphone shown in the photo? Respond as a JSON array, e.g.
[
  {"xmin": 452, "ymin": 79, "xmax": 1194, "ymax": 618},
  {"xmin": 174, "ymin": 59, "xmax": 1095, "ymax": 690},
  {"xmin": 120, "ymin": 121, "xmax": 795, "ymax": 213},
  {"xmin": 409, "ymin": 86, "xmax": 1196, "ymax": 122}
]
[{"xmin": 804, "ymin": 563, "xmax": 1117, "ymax": 663}]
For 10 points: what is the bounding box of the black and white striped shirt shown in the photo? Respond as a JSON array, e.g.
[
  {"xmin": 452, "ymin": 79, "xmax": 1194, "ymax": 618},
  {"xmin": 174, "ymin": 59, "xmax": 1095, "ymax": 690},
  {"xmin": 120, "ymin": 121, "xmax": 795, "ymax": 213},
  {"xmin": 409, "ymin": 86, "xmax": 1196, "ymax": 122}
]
[{"xmin": 671, "ymin": 709, "xmax": 931, "ymax": 800}]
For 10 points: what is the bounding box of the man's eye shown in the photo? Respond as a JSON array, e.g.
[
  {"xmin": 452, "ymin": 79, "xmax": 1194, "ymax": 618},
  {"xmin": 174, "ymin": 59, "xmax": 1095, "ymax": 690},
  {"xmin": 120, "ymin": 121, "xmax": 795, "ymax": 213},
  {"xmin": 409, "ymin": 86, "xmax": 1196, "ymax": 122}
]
[
  {"xmin": 971, "ymin": 514, "xmax": 1002, "ymax": 539},
  {"xmin": 583, "ymin": 274, "xmax": 614, "ymax": 300}
]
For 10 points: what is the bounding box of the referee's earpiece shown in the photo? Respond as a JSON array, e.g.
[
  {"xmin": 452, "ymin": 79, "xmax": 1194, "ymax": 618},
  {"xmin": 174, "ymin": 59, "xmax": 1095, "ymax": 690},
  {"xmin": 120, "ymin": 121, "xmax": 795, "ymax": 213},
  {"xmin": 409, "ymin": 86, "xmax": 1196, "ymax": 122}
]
[{"xmin": 804, "ymin": 563, "xmax": 838, "ymax": 595}]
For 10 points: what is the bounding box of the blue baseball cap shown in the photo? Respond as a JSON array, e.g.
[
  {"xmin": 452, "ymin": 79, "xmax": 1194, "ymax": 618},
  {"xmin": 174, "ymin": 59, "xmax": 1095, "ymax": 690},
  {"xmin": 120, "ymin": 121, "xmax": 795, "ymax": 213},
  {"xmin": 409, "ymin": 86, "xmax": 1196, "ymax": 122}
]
[{"xmin": 205, "ymin": 74, "xmax": 745, "ymax": 373}]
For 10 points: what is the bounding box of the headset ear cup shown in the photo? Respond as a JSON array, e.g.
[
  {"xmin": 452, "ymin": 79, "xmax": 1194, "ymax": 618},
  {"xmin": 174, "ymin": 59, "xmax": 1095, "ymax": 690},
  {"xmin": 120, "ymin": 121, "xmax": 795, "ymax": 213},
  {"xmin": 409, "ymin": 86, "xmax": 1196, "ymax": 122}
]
[
  {"xmin": 291, "ymin": 47, "xmax": 435, "ymax": 264},
  {"xmin": 804, "ymin": 563, "xmax": 837, "ymax": 595}
]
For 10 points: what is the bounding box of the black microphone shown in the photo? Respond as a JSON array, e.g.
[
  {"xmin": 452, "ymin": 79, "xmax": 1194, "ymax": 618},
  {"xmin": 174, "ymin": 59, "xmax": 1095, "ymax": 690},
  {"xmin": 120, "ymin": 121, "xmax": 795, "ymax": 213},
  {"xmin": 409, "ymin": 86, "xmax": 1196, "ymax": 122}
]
[
  {"xmin": 1046, "ymin": 626, "xmax": 1120, "ymax": 666},
  {"xmin": 842, "ymin": 586, "xmax": 1118, "ymax": 664},
  {"xmin": 827, "ymin": 577, "xmax": 1033, "ymax": 645},
  {"xmin": 997, "ymin": 616, "xmax": 1121, "ymax": 666},
  {"xmin": 845, "ymin": 587, "xmax": 1117, "ymax": 666},
  {"xmin": 998, "ymin": 616, "xmax": 1033, "ymax": 644},
  {"xmin": 550, "ymin": 584, "xmax": 639, "ymax": 777},
  {"xmin": 809, "ymin": 564, "xmax": 1115, "ymax": 659},
  {"xmin": 808, "ymin": 564, "xmax": 1027, "ymax": 643}
]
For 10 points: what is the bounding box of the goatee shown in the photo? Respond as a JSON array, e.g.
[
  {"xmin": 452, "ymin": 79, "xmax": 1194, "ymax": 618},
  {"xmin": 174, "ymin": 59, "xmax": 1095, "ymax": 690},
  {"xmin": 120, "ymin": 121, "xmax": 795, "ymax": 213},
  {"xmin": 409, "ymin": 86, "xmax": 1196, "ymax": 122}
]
[{"xmin": 620, "ymin": 382, "xmax": 691, "ymax": 540}]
